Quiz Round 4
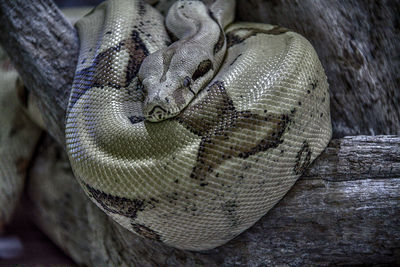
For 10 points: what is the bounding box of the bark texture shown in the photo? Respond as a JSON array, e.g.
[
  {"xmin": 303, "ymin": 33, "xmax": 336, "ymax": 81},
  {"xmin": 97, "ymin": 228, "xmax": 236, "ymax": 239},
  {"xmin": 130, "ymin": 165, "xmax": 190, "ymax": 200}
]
[
  {"xmin": 1, "ymin": 1, "xmax": 398, "ymax": 141},
  {"xmin": 28, "ymin": 135, "xmax": 400, "ymax": 266},
  {"xmin": 0, "ymin": 0, "xmax": 78, "ymax": 145},
  {"xmin": 236, "ymin": 0, "xmax": 400, "ymax": 138},
  {"xmin": 0, "ymin": 0, "xmax": 399, "ymax": 266}
]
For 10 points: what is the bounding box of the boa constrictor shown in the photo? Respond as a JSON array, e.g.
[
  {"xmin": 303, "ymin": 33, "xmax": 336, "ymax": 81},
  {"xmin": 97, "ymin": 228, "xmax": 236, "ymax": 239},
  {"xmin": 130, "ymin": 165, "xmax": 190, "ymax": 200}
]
[
  {"xmin": 67, "ymin": 0, "xmax": 331, "ymax": 251},
  {"xmin": 0, "ymin": 0, "xmax": 331, "ymax": 251}
]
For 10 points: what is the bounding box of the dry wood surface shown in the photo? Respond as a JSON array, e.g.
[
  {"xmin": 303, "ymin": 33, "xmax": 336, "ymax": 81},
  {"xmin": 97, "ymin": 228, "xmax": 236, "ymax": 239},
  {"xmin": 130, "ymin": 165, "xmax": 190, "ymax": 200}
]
[{"xmin": 0, "ymin": 0, "xmax": 398, "ymax": 265}]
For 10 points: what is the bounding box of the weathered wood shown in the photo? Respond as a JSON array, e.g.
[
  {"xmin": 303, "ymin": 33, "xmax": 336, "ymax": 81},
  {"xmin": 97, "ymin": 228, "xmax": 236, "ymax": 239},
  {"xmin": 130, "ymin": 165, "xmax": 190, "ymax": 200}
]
[
  {"xmin": 0, "ymin": 0, "xmax": 78, "ymax": 145},
  {"xmin": 304, "ymin": 135, "xmax": 400, "ymax": 181},
  {"xmin": 236, "ymin": 0, "xmax": 400, "ymax": 138},
  {"xmin": 1, "ymin": 0, "xmax": 399, "ymax": 265},
  {"xmin": 2, "ymin": 0, "xmax": 399, "ymax": 142},
  {"xmin": 28, "ymin": 135, "xmax": 400, "ymax": 266}
]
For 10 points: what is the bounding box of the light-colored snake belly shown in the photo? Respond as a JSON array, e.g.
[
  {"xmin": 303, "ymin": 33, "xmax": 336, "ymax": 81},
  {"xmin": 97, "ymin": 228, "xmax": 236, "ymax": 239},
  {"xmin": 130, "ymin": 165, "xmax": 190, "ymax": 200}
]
[{"xmin": 66, "ymin": 0, "xmax": 331, "ymax": 250}]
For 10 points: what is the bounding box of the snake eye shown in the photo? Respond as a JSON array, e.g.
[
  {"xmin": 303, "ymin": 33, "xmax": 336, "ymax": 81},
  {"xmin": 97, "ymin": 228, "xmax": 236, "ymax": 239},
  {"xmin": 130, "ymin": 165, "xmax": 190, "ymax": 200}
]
[{"xmin": 183, "ymin": 76, "xmax": 191, "ymax": 87}]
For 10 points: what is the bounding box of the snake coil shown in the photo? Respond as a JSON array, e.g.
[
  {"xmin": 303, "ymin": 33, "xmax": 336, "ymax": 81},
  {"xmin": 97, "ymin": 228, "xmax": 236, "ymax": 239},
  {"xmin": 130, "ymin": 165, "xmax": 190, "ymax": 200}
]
[{"xmin": 66, "ymin": 0, "xmax": 331, "ymax": 250}]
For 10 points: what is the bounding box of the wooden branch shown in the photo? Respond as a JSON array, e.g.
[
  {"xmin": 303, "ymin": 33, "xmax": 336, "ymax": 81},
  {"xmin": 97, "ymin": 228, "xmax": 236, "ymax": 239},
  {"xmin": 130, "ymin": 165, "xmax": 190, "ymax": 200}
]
[
  {"xmin": 304, "ymin": 135, "xmax": 400, "ymax": 181},
  {"xmin": 0, "ymin": 0, "xmax": 78, "ymax": 145},
  {"xmin": 2, "ymin": 0, "xmax": 399, "ymax": 142},
  {"xmin": 1, "ymin": 0, "xmax": 399, "ymax": 265},
  {"xmin": 236, "ymin": 0, "xmax": 400, "ymax": 138},
  {"xmin": 27, "ymin": 135, "xmax": 400, "ymax": 266}
]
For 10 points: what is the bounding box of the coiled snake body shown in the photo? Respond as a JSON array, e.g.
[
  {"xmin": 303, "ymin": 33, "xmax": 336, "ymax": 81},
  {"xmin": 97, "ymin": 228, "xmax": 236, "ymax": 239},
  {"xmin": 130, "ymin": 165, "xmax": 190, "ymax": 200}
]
[{"xmin": 63, "ymin": 0, "xmax": 332, "ymax": 251}]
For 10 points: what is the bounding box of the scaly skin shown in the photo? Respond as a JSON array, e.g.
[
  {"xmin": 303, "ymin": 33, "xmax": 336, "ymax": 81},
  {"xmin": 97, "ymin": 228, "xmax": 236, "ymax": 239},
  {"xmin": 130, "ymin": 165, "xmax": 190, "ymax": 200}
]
[{"xmin": 66, "ymin": 0, "xmax": 332, "ymax": 251}]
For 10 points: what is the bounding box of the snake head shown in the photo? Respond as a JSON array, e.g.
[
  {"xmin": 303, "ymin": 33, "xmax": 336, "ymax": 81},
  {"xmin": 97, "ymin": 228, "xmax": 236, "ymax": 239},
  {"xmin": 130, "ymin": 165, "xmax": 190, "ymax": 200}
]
[{"xmin": 138, "ymin": 42, "xmax": 215, "ymax": 122}]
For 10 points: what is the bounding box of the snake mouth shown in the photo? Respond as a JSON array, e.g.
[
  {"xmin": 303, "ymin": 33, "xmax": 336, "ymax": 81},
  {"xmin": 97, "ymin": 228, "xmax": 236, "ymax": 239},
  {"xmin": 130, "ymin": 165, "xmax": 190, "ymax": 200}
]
[
  {"xmin": 147, "ymin": 105, "xmax": 167, "ymax": 121},
  {"xmin": 145, "ymin": 105, "xmax": 180, "ymax": 122},
  {"xmin": 148, "ymin": 105, "xmax": 167, "ymax": 115}
]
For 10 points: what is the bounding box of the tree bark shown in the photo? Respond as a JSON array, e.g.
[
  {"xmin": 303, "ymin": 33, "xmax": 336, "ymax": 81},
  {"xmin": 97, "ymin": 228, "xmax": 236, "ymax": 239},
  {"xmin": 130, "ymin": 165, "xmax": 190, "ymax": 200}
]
[
  {"xmin": 236, "ymin": 0, "xmax": 400, "ymax": 138},
  {"xmin": 0, "ymin": 0, "xmax": 399, "ymax": 266},
  {"xmin": 2, "ymin": 0, "xmax": 399, "ymax": 143},
  {"xmin": 28, "ymin": 134, "xmax": 400, "ymax": 266},
  {"xmin": 0, "ymin": 0, "xmax": 78, "ymax": 145}
]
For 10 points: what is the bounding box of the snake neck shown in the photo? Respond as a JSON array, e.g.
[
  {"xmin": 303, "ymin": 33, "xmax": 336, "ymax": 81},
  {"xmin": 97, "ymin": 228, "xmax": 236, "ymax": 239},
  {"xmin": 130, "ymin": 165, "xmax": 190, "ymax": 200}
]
[{"xmin": 138, "ymin": 0, "xmax": 232, "ymax": 122}]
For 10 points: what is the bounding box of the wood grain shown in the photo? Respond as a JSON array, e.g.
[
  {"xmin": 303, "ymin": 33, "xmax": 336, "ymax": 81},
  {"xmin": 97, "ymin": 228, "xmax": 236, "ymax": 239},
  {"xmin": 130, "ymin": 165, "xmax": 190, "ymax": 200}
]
[
  {"xmin": 236, "ymin": 0, "xmax": 400, "ymax": 138},
  {"xmin": 0, "ymin": 0, "xmax": 399, "ymax": 265},
  {"xmin": 0, "ymin": 0, "xmax": 78, "ymax": 145},
  {"xmin": 27, "ymin": 135, "xmax": 400, "ymax": 266}
]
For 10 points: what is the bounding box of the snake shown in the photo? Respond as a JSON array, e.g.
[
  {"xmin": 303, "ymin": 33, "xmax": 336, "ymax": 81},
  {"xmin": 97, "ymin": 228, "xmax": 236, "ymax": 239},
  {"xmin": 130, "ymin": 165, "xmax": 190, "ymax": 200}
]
[{"xmin": 0, "ymin": 0, "xmax": 331, "ymax": 251}]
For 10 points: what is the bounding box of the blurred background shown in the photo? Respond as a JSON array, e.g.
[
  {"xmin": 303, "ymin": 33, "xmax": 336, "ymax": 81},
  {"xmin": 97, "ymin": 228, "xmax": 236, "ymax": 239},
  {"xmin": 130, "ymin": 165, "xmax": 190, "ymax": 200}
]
[{"xmin": 0, "ymin": 2, "xmax": 101, "ymax": 266}]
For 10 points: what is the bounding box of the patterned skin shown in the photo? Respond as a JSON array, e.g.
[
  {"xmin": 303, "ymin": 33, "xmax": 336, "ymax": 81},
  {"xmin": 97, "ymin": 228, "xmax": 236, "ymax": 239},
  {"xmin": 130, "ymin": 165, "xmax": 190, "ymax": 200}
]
[
  {"xmin": 66, "ymin": 0, "xmax": 332, "ymax": 251},
  {"xmin": 139, "ymin": 0, "xmax": 230, "ymax": 122}
]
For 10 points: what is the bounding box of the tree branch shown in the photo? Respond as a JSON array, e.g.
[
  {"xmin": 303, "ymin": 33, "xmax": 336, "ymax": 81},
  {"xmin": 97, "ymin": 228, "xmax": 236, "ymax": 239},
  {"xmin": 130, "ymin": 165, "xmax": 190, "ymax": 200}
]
[
  {"xmin": 237, "ymin": 0, "xmax": 400, "ymax": 138},
  {"xmin": 2, "ymin": 0, "xmax": 399, "ymax": 141},
  {"xmin": 28, "ymin": 135, "xmax": 400, "ymax": 266},
  {"xmin": 0, "ymin": 0, "xmax": 78, "ymax": 145},
  {"xmin": 1, "ymin": 0, "xmax": 399, "ymax": 265}
]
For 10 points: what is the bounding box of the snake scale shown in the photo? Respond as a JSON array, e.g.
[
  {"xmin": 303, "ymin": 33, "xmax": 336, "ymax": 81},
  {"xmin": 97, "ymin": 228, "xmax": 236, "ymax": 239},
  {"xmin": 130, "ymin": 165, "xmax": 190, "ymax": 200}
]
[{"xmin": 1, "ymin": 0, "xmax": 331, "ymax": 251}]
